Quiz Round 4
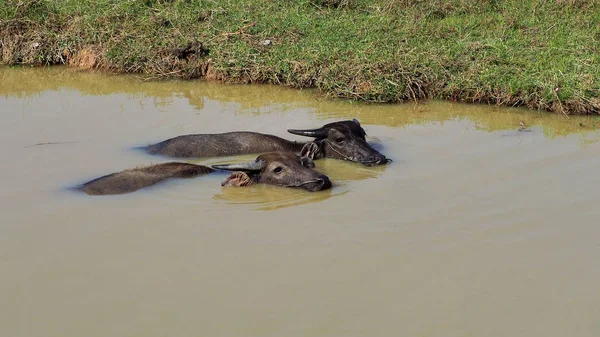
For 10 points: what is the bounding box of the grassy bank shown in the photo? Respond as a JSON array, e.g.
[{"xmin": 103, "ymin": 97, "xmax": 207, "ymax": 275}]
[{"xmin": 1, "ymin": 0, "xmax": 599, "ymax": 115}]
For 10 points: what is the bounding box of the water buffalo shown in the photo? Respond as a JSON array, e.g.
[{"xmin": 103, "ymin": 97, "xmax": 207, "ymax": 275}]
[
  {"xmin": 213, "ymin": 152, "xmax": 331, "ymax": 192},
  {"xmin": 144, "ymin": 119, "xmax": 388, "ymax": 166},
  {"xmin": 78, "ymin": 152, "xmax": 331, "ymax": 195}
]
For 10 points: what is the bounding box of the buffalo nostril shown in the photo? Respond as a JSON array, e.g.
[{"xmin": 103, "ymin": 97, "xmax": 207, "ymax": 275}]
[
  {"xmin": 359, "ymin": 154, "xmax": 387, "ymax": 165},
  {"xmin": 317, "ymin": 176, "xmax": 332, "ymax": 189},
  {"xmin": 367, "ymin": 156, "xmax": 381, "ymax": 163}
]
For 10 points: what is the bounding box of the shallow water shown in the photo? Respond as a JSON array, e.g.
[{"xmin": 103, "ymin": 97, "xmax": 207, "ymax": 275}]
[{"xmin": 1, "ymin": 67, "xmax": 600, "ymax": 337}]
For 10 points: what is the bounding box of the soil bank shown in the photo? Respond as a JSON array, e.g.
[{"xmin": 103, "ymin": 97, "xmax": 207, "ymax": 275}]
[{"xmin": 1, "ymin": 0, "xmax": 599, "ymax": 115}]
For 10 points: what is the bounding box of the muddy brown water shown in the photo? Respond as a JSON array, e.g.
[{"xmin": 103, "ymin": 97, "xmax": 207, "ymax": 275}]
[{"xmin": 1, "ymin": 67, "xmax": 600, "ymax": 337}]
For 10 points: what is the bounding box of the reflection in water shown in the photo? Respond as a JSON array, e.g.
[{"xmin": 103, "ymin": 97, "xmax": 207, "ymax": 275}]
[
  {"xmin": 182, "ymin": 89, "xmax": 205, "ymax": 110},
  {"xmin": 315, "ymin": 158, "xmax": 387, "ymax": 182},
  {"xmin": 2, "ymin": 66, "xmax": 599, "ymax": 140},
  {"xmin": 212, "ymin": 184, "xmax": 337, "ymax": 211},
  {"xmin": 579, "ymin": 136, "xmax": 600, "ymax": 147}
]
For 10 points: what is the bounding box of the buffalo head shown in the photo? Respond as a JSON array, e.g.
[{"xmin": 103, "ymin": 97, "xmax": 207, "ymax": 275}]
[
  {"xmin": 211, "ymin": 152, "xmax": 331, "ymax": 192},
  {"xmin": 288, "ymin": 118, "xmax": 388, "ymax": 166}
]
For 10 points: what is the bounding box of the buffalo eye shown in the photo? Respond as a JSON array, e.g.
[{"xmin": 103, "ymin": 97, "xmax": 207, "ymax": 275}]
[
  {"xmin": 273, "ymin": 167, "xmax": 283, "ymax": 174},
  {"xmin": 335, "ymin": 137, "xmax": 344, "ymax": 144}
]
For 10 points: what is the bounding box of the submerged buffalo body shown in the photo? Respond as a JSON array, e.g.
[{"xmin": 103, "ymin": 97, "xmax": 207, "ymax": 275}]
[
  {"xmin": 78, "ymin": 152, "xmax": 330, "ymax": 195},
  {"xmin": 144, "ymin": 119, "xmax": 388, "ymax": 166},
  {"xmin": 146, "ymin": 132, "xmax": 304, "ymax": 158},
  {"xmin": 80, "ymin": 162, "xmax": 214, "ymax": 195}
]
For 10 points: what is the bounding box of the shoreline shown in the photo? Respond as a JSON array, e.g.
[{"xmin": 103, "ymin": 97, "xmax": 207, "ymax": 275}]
[{"xmin": 2, "ymin": 0, "xmax": 599, "ymax": 115}]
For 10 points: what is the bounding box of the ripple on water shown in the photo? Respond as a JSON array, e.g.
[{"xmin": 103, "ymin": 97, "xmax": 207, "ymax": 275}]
[{"xmin": 211, "ymin": 184, "xmax": 341, "ymax": 211}]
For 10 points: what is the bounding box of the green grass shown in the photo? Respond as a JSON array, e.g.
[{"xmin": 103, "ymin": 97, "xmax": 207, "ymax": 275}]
[{"xmin": 1, "ymin": 0, "xmax": 599, "ymax": 114}]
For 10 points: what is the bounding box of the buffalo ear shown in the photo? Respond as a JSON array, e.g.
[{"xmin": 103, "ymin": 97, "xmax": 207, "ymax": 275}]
[
  {"xmin": 300, "ymin": 142, "xmax": 320, "ymax": 160},
  {"xmin": 352, "ymin": 118, "xmax": 367, "ymax": 137},
  {"xmin": 221, "ymin": 171, "xmax": 254, "ymax": 187},
  {"xmin": 300, "ymin": 156, "xmax": 315, "ymax": 168}
]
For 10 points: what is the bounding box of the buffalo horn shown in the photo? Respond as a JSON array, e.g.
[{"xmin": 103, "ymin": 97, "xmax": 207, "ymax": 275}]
[
  {"xmin": 211, "ymin": 160, "xmax": 265, "ymax": 172},
  {"xmin": 287, "ymin": 127, "xmax": 328, "ymax": 138}
]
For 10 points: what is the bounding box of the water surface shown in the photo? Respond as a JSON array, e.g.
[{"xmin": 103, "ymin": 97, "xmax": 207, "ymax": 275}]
[{"xmin": 1, "ymin": 67, "xmax": 600, "ymax": 337}]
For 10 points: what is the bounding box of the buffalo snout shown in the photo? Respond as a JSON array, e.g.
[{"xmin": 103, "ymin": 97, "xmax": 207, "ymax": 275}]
[
  {"xmin": 299, "ymin": 174, "xmax": 332, "ymax": 192},
  {"xmin": 363, "ymin": 153, "xmax": 388, "ymax": 166}
]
